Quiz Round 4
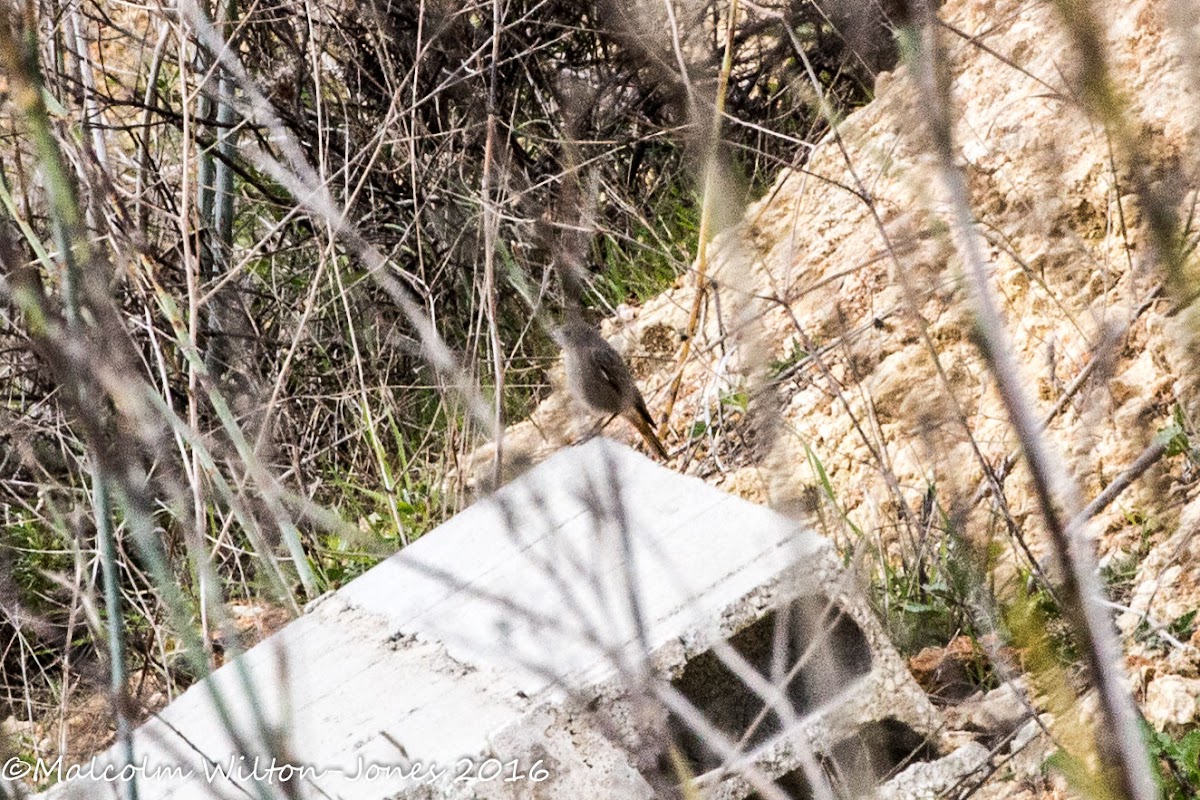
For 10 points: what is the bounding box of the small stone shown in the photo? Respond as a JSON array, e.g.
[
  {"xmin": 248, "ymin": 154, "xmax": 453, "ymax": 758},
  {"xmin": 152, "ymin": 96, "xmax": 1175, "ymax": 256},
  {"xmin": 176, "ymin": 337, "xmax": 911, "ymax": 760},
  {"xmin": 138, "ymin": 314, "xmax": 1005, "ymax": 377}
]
[
  {"xmin": 1145, "ymin": 674, "xmax": 1200, "ymax": 731},
  {"xmin": 1009, "ymin": 717, "xmax": 1042, "ymax": 754},
  {"xmin": 908, "ymin": 636, "xmax": 982, "ymax": 701},
  {"xmin": 945, "ymin": 680, "xmax": 1030, "ymax": 736},
  {"xmin": 1, "ymin": 716, "xmax": 32, "ymax": 737},
  {"xmin": 942, "ymin": 730, "xmax": 980, "ymax": 752},
  {"xmin": 876, "ymin": 742, "xmax": 990, "ymax": 800}
]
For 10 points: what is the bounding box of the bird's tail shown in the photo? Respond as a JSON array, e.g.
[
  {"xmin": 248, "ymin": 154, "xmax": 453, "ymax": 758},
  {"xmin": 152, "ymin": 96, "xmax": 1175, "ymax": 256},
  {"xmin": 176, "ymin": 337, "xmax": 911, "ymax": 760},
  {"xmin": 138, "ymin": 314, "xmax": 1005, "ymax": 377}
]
[{"xmin": 627, "ymin": 405, "xmax": 670, "ymax": 460}]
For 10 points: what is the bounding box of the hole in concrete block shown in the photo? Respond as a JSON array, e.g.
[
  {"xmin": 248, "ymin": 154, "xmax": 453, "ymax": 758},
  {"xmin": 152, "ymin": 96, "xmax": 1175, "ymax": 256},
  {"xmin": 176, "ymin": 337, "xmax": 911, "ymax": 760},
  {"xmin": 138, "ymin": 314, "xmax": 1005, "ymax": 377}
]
[
  {"xmin": 664, "ymin": 595, "xmax": 873, "ymax": 779},
  {"xmin": 826, "ymin": 718, "xmax": 937, "ymax": 787},
  {"xmin": 740, "ymin": 719, "xmax": 935, "ymax": 799},
  {"xmin": 745, "ymin": 766, "xmax": 813, "ymax": 799}
]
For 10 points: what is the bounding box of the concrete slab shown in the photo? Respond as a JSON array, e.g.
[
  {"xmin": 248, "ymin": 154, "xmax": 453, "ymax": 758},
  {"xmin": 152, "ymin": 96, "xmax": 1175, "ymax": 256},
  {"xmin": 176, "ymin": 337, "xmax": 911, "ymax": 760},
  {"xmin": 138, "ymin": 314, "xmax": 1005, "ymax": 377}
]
[{"xmin": 33, "ymin": 438, "xmax": 941, "ymax": 800}]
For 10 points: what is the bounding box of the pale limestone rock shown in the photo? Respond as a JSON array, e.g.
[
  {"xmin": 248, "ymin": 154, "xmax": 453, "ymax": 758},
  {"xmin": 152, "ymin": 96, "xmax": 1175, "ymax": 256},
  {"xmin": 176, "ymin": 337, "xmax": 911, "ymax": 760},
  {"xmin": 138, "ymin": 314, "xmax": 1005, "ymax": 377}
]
[
  {"xmin": 944, "ymin": 681, "xmax": 1031, "ymax": 737},
  {"xmin": 875, "ymin": 742, "xmax": 990, "ymax": 800},
  {"xmin": 1145, "ymin": 674, "xmax": 1200, "ymax": 731}
]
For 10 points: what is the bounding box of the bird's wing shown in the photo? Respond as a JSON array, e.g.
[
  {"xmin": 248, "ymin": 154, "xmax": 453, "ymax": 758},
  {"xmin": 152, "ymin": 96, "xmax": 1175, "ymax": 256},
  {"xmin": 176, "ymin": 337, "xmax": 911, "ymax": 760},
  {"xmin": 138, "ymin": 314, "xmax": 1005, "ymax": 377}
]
[{"xmin": 591, "ymin": 343, "xmax": 634, "ymax": 394}]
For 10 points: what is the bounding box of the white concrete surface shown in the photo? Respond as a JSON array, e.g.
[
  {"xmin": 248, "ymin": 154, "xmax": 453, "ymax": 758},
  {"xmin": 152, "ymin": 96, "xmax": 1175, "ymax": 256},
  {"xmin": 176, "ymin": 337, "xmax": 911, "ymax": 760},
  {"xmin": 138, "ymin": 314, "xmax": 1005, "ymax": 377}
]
[{"xmin": 32, "ymin": 438, "xmax": 939, "ymax": 800}]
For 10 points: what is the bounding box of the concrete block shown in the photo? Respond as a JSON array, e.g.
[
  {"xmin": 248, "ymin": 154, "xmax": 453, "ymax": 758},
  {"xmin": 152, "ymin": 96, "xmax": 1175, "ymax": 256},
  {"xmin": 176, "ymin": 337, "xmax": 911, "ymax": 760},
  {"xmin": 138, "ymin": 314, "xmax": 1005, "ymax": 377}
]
[{"xmin": 35, "ymin": 438, "xmax": 941, "ymax": 800}]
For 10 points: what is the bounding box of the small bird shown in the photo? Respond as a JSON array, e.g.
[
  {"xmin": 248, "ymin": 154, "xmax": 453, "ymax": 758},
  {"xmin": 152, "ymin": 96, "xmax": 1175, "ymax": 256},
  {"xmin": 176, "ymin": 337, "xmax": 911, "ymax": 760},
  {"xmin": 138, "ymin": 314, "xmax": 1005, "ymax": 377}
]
[{"xmin": 554, "ymin": 320, "xmax": 670, "ymax": 459}]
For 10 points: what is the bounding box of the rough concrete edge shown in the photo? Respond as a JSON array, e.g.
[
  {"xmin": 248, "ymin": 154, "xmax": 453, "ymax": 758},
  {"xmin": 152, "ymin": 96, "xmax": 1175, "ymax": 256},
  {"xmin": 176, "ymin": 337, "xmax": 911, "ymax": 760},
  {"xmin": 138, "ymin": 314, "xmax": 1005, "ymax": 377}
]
[{"xmin": 482, "ymin": 543, "xmax": 947, "ymax": 800}]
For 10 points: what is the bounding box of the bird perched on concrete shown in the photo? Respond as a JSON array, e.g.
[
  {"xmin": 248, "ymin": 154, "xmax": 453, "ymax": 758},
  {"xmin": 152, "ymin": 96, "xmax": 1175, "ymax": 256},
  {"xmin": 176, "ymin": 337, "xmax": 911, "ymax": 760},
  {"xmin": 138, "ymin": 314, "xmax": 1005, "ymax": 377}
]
[{"xmin": 553, "ymin": 320, "xmax": 669, "ymax": 460}]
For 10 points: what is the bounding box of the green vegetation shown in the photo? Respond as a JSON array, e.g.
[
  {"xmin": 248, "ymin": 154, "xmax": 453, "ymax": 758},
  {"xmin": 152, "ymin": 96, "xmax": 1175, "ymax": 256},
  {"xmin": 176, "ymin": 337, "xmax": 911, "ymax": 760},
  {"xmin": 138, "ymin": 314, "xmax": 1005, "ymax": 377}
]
[
  {"xmin": 594, "ymin": 181, "xmax": 699, "ymax": 306},
  {"xmin": 1160, "ymin": 404, "xmax": 1200, "ymax": 465},
  {"xmin": 874, "ymin": 533, "xmax": 984, "ymax": 656},
  {"xmin": 1149, "ymin": 725, "xmax": 1200, "ymax": 800},
  {"xmin": 768, "ymin": 339, "xmax": 810, "ymax": 377}
]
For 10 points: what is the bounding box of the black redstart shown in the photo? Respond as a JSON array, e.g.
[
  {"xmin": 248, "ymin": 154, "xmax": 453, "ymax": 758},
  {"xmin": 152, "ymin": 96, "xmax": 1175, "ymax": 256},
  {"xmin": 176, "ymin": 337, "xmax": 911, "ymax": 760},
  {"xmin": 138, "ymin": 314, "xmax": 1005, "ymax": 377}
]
[{"xmin": 554, "ymin": 320, "xmax": 669, "ymax": 460}]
